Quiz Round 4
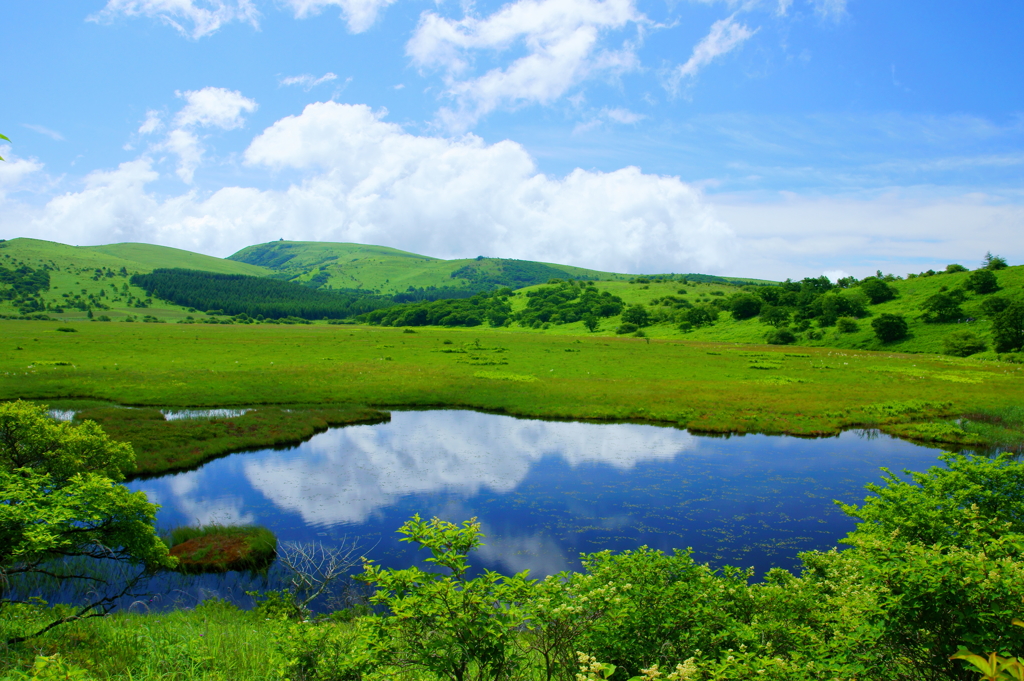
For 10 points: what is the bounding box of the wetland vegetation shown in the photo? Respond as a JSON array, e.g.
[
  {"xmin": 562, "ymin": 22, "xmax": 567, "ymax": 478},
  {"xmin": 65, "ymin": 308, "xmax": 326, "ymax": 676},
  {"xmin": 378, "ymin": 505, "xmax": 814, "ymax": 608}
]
[{"xmin": 2, "ymin": 237, "xmax": 1024, "ymax": 680}]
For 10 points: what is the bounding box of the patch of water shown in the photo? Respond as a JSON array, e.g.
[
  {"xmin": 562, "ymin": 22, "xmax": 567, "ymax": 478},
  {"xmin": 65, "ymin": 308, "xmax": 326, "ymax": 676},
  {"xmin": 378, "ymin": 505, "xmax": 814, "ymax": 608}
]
[{"xmin": 128, "ymin": 409, "xmax": 943, "ymax": 580}]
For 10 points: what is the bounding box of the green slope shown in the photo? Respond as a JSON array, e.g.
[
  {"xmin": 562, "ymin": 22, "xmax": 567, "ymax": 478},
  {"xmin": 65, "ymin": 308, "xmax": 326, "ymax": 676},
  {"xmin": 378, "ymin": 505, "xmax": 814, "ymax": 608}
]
[
  {"xmin": 506, "ymin": 264, "xmax": 1024, "ymax": 360},
  {"xmin": 0, "ymin": 238, "xmax": 271, "ymax": 322},
  {"xmin": 227, "ymin": 240, "xmax": 628, "ymax": 294}
]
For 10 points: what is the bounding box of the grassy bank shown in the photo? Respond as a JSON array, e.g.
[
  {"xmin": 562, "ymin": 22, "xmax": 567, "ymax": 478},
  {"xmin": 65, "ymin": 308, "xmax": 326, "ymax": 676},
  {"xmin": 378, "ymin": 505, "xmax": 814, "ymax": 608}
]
[
  {"xmin": 69, "ymin": 405, "xmax": 389, "ymax": 477},
  {"xmin": 1, "ymin": 320, "xmax": 1022, "ymax": 456}
]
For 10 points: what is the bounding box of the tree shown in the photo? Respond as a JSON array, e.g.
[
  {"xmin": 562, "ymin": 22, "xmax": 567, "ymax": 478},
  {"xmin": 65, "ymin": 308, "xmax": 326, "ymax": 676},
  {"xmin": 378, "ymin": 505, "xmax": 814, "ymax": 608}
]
[
  {"xmin": 919, "ymin": 292, "xmax": 964, "ymax": 323},
  {"xmin": 729, "ymin": 294, "xmax": 762, "ymax": 320},
  {"xmin": 1, "ymin": 401, "xmax": 174, "ymax": 644},
  {"xmin": 871, "ymin": 313, "xmax": 908, "ymax": 342},
  {"xmin": 758, "ymin": 305, "xmax": 790, "ymax": 328},
  {"xmin": 859, "ymin": 278, "xmax": 897, "ymax": 305},
  {"xmin": 583, "ymin": 315, "xmax": 599, "ymax": 332},
  {"xmin": 942, "ymin": 330, "xmax": 986, "ymax": 357},
  {"xmin": 983, "ymin": 252, "xmax": 1009, "ymax": 270},
  {"xmin": 686, "ymin": 304, "xmax": 719, "ymax": 328},
  {"xmin": 945, "ymin": 263, "xmax": 968, "ymax": 273},
  {"xmin": 980, "ymin": 295, "xmax": 1010, "ymax": 318},
  {"xmin": 621, "ymin": 304, "xmax": 650, "ymax": 328},
  {"xmin": 965, "ymin": 268, "xmax": 1000, "ymax": 295},
  {"xmin": 992, "ymin": 300, "xmax": 1024, "ymax": 353}
]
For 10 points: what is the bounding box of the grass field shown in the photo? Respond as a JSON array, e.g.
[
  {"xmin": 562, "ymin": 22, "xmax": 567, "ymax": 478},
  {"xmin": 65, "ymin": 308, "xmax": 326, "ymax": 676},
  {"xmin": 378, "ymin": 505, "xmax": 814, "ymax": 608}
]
[{"xmin": 2, "ymin": 319, "xmax": 1022, "ymax": 468}]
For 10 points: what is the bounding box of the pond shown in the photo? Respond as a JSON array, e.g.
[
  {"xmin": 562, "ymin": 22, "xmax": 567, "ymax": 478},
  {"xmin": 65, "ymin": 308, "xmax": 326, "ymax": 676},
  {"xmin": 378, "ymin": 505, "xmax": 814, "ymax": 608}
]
[{"xmin": 127, "ymin": 409, "xmax": 944, "ymax": 581}]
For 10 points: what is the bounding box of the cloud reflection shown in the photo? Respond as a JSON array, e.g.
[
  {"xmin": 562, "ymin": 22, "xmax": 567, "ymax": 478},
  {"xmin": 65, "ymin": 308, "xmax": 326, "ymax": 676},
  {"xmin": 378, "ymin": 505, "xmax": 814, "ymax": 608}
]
[{"xmin": 241, "ymin": 410, "xmax": 697, "ymax": 526}]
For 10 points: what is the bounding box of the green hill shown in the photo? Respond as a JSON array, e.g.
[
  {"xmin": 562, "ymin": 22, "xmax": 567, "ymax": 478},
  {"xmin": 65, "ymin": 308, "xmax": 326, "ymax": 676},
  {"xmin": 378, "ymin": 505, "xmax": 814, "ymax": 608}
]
[
  {"xmin": 494, "ymin": 262, "xmax": 1024, "ymax": 360},
  {"xmin": 226, "ymin": 240, "xmax": 627, "ymax": 296},
  {"xmin": 0, "ymin": 238, "xmax": 271, "ymax": 323}
]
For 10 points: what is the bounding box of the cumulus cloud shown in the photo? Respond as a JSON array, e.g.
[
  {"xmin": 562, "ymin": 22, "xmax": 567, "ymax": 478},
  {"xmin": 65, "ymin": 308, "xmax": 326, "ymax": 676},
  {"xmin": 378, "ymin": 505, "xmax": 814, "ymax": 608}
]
[
  {"xmin": 146, "ymin": 87, "xmax": 258, "ymax": 184},
  {"xmin": 282, "ymin": 0, "xmax": 397, "ymax": 33},
  {"xmin": 407, "ymin": 0, "xmax": 644, "ymax": 130},
  {"xmin": 6, "ymin": 101, "xmax": 734, "ymax": 273},
  {"xmin": 88, "ymin": 0, "xmax": 260, "ymax": 39},
  {"xmin": 666, "ymin": 14, "xmax": 756, "ymax": 93},
  {"xmin": 0, "ymin": 151, "xmax": 45, "ymax": 199},
  {"xmin": 159, "ymin": 129, "xmax": 204, "ymax": 183},
  {"xmin": 174, "ymin": 87, "xmax": 258, "ymax": 130},
  {"xmin": 279, "ymin": 72, "xmax": 339, "ymax": 90}
]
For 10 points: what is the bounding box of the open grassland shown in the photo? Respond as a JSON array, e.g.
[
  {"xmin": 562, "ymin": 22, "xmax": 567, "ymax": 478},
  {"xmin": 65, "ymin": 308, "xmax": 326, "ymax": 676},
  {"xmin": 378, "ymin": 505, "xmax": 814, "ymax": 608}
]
[
  {"xmin": 2, "ymin": 320, "xmax": 1022, "ymax": 464},
  {"xmin": 509, "ymin": 264, "xmax": 1024, "ymax": 357}
]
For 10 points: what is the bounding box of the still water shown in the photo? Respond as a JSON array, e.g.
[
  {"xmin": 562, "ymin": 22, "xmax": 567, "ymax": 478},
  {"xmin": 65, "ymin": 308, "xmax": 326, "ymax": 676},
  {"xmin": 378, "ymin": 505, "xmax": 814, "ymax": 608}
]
[{"xmin": 126, "ymin": 410, "xmax": 944, "ymax": 579}]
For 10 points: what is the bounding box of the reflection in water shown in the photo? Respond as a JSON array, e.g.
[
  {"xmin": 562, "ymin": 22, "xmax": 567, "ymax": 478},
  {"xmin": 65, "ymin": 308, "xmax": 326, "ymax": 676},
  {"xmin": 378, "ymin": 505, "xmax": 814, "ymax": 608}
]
[
  {"xmin": 162, "ymin": 408, "xmax": 252, "ymax": 421},
  {"xmin": 129, "ymin": 410, "xmax": 942, "ymax": 578}
]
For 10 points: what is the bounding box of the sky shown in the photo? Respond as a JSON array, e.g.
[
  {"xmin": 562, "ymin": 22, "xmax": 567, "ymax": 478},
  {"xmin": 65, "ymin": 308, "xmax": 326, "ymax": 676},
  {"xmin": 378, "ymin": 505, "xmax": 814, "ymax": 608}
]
[{"xmin": 1, "ymin": 0, "xmax": 1022, "ymax": 280}]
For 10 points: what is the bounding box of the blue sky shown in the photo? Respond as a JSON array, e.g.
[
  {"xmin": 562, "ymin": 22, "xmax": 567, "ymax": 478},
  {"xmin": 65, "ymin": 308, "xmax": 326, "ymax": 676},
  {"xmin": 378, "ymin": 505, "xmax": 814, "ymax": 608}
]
[{"xmin": 2, "ymin": 0, "xmax": 1021, "ymax": 279}]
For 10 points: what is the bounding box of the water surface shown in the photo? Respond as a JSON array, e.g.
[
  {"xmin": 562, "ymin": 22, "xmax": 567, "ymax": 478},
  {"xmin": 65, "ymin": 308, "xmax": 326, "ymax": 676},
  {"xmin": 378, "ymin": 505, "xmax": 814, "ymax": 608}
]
[{"xmin": 128, "ymin": 410, "xmax": 942, "ymax": 578}]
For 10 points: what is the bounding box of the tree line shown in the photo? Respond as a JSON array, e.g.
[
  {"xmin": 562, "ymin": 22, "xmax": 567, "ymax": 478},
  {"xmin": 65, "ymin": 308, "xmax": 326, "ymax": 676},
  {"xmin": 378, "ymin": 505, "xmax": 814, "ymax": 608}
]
[{"xmin": 131, "ymin": 269, "xmax": 391, "ymax": 320}]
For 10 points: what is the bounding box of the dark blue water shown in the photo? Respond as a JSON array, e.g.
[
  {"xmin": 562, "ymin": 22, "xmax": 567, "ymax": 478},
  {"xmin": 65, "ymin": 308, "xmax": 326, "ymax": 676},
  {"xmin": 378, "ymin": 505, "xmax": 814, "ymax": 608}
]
[{"xmin": 126, "ymin": 409, "xmax": 943, "ymax": 580}]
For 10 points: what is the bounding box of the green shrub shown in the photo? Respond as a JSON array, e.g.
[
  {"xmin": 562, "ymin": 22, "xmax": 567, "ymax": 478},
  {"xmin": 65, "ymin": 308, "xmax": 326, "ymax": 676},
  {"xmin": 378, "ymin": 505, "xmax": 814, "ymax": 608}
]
[
  {"xmin": 616, "ymin": 322, "xmax": 638, "ymax": 335},
  {"xmin": 764, "ymin": 328, "xmax": 797, "ymax": 345},
  {"xmin": 871, "ymin": 313, "xmax": 908, "ymax": 342},
  {"xmin": 358, "ymin": 516, "xmax": 534, "ymax": 681},
  {"xmin": 943, "ymin": 329, "xmax": 987, "ymax": 357},
  {"xmin": 836, "ymin": 317, "xmax": 859, "ymax": 333}
]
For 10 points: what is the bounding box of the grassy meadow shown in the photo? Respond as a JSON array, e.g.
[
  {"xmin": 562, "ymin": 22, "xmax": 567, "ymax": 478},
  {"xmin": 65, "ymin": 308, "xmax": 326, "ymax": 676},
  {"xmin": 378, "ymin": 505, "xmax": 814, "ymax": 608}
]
[{"xmin": 2, "ymin": 318, "xmax": 1022, "ymax": 469}]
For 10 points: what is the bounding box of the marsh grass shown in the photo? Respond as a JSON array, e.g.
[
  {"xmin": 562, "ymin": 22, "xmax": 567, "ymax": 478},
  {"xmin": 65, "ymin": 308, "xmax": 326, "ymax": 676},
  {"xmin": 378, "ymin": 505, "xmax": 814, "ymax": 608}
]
[
  {"xmin": 0, "ymin": 600, "xmax": 292, "ymax": 680},
  {"xmin": 2, "ymin": 320, "xmax": 1021, "ymax": 456},
  {"xmin": 164, "ymin": 526, "xmax": 277, "ymax": 575},
  {"xmin": 69, "ymin": 405, "xmax": 388, "ymax": 477}
]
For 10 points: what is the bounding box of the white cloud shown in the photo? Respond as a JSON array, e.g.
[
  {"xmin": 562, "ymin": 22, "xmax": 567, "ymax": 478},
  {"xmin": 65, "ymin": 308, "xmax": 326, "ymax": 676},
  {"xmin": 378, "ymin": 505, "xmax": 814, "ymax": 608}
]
[
  {"xmin": 238, "ymin": 410, "xmax": 697, "ymax": 526},
  {"xmin": 173, "ymin": 87, "xmax": 258, "ymax": 130},
  {"xmin": 0, "ymin": 151, "xmax": 45, "ymax": 199},
  {"xmin": 667, "ymin": 14, "xmax": 756, "ymax": 93},
  {"xmin": 282, "ymin": 0, "xmax": 398, "ymax": 33},
  {"xmin": 775, "ymin": 0, "xmax": 792, "ymax": 16},
  {"xmin": 6, "ymin": 101, "xmax": 734, "ymax": 274},
  {"xmin": 811, "ymin": 0, "xmax": 847, "ymax": 22},
  {"xmin": 572, "ymin": 106, "xmax": 645, "ymax": 133},
  {"xmin": 138, "ymin": 110, "xmax": 163, "ymax": 135},
  {"xmin": 407, "ymin": 0, "xmax": 644, "ymax": 130},
  {"xmin": 604, "ymin": 106, "xmax": 644, "ymax": 124},
  {"xmin": 713, "ymin": 190, "xmax": 1024, "ymax": 279},
  {"xmin": 822, "ymin": 269, "xmax": 850, "ymax": 282},
  {"xmin": 22, "ymin": 124, "xmax": 65, "ymax": 141},
  {"xmin": 88, "ymin": 0, "xmax": 260, "ymax": 39},
  {"xmin": 159, "ymin": 129, "xmax": 204, "ymax": 183},
  {"xmin": 279, "ymin": 72, "xmax": 339, "ymax": 90},
  {"xmin": 146, "ymin": 87, "xmax": 258, "ymax": 183}
]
